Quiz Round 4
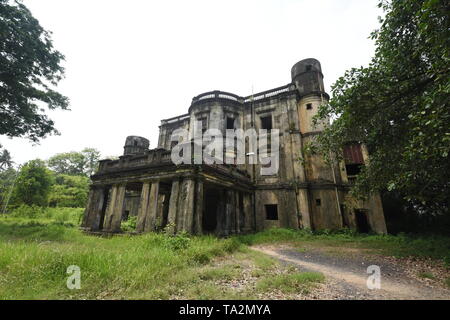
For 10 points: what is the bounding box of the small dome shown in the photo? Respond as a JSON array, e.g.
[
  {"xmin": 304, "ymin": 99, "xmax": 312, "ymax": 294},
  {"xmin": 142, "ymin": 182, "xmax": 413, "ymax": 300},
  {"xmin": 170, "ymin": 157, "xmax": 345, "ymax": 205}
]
[
  {"xmin": 291, "ymin": 58, "xmax": 325, "ymax": 96},
  {"xmin": 123, "ymin": 136, "xmax": 149, "ymax": 155},
  {"xmin": 291, "ymin": 58, "xmax": 322, "ymax": 80}
]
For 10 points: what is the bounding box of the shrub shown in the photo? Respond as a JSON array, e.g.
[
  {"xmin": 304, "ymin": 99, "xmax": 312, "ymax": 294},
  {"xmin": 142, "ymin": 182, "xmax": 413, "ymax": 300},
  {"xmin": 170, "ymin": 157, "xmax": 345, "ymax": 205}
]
[
  {"xmin": 121, "ymin": 216, "xmax": 137, "ymax": 232},
  {"xmin": 164, "ymin": 233, "xmax": 191, "ymax": 251}
]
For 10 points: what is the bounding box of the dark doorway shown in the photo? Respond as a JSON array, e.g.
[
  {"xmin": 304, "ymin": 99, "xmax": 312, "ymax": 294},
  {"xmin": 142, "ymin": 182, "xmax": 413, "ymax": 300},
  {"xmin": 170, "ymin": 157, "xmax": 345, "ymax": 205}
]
[
  {"xmin": 203, "ymin": 188, "xmax": 220, "ymax": 233},
  {"xmin": 265, "ymin": 204, "xmax": 278, "ymax": 220},
  {"xmin": 355, "ymin": 209, "xmax": 371, "ymax": 233}
]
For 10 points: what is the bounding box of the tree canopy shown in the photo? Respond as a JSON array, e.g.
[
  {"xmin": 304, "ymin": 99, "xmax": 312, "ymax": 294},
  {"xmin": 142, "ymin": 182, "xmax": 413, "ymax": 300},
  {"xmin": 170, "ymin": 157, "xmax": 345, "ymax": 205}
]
[
  {"xmin": 48, "ymin": 174, "xmax": 90, "ymax": 208},
  {"xmin": 0, "ymin": 0, "xmax": 69, "ymax": 142},
  {"xmin": 314, "ymin": 0, "xmax": 449, "ymax": 213},
  {"xmin": 12, "ymin": 159, "xmax": 53, "ymax": 207},
  {"xmin": 47, "ymin": 148, "xmax": 101, "ymax": 176}
]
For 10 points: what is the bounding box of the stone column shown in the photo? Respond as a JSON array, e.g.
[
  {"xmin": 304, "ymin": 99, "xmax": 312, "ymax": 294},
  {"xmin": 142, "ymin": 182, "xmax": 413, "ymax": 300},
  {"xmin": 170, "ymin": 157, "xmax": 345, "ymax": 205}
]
[
  {"xmin": 297, "ymin": 188, "xmax": 312, "ymax": 229},
  {"xmin": 167, "ymin": 179, "xmax": 180, "ymax": 234},
  {"xmin": 144, "ymin": 180, "xmax": 160, "ymax": 232},
  {"xmin": 91, "ymin": 187, "xmax": 107, "ymax": 231},
  {"xmin": 224, "ymin": 189, "xmax": 235, "ymax": 236},
  {"xmin": 155, "ymin": 193, "xmax": 166, "ymax": 231},
  {"xmin": 110, "ymin": 184, "xmax": 126, "ymax": 232},
  {"xmin": 194, "ymin": 179, "xmax": 204, "ymax": 235},
  {"xmin": 136, "ymin": 181, "xmax": 151, "ymax": 232},
  {"xmin": 81, "ymin": 187, "xmax": 95, "ymax": 228},
  {"xmin": 242, "ymin": 193, "xmax": 253, "ymax": 232},
  {"xmin": 102, "ymin": 184, "xmax": 117, "ymax": 231},
  {"xmin": 216, "ymin": 190, "xmax": 226, "ymax": 236},
  {"xmin": 103, "ymin": 183, "xmax": 126, "ymax": 232},
  {"xmin": 235, "ymin": 191, "xmax": 241, "ymax": 234},
  {"xmin": 179, "ymin": 178, "xmax": 195, "ymax": 233}
]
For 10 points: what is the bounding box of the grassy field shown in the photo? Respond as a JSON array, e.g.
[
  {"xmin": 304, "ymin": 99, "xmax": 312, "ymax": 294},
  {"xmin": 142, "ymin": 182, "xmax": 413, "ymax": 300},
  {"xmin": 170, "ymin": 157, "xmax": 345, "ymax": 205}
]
[
  {"xmin": 0, "ymin": 207, "xmax": 449, "ymax": 299},
  {"xmin": 0, "ymin": 208, "xmax": 323, "ymax": 299}
]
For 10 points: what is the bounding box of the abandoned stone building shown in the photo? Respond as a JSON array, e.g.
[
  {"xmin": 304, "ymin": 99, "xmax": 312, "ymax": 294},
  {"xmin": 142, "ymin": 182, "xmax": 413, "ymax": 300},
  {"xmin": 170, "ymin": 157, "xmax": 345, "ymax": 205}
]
[{"xmin": 81, "ymin": 58, "xmax": 387, "ymax": 236}]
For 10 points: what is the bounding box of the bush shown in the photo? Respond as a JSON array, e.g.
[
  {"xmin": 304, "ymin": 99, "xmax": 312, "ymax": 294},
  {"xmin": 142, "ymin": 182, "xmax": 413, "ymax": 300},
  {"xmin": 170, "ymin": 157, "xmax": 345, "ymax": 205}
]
[
  {"xmin": 164, "ymin": 233, "xmax": 191, "ymax": 251},
  {"xmin": 9, "ymin": 205, "xmax": 47, "ymax": 218},
  {"xmin": 121, "ymin": 216, "xmax": 137, "ymax": 232}
]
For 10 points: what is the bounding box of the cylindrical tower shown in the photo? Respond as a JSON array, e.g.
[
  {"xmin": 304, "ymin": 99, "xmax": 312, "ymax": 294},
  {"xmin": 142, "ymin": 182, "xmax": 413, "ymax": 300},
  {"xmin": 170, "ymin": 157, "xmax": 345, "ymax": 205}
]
[
  {"xmin": 291, "ymin": 58, "xmax": 325, "ymax": 96},
  {"xmin": 292, "ymin": 58, "xmax": 342, "ymax": 230},
  {"xmin": 292, "ymin": 58, "xmax": 328, "ymax": 134},
  {"xmin": 123, "ymin": 136, "xmax": 150, "ymax": 155}
]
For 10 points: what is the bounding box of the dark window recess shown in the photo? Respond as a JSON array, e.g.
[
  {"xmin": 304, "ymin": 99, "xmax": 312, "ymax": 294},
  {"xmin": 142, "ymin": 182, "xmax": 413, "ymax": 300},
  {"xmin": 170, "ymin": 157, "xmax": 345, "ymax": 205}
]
[
  {"xmin": 170, "ymin": 140, "xmax": 178, "ymax": 149},
  {"xmin": 306, "ymin": 103, "xmax": 313, "ymax": 110},
  {"xmin": 133, "ymin": 141, "xmax": 138, "ymax": 146},
  {"xmin": 226, "ymin": 117, "xmax": 235, "ymax": 130},
  {"xmin": 306, "ymin": 65, "xmax": 312, "ymax": 71},
  {"xmin": 316, "ymin": 199, "xmax": 321, "ymax": 206},
  {"xmin": 261, "ymin": 116, "xmax": 273, "ymax": 130},
  {"xmin": 265, "ymin": 204, "xmax": 278, "ymax": 220},
  {"xmin": 345, "ymin": 163, "xmax": 363, "ymax": 176}
]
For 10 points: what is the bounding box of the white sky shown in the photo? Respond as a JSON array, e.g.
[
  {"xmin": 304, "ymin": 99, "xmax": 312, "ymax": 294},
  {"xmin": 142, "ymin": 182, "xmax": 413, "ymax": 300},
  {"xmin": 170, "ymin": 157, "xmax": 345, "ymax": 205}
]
[{"xmin": 2, "ymin": 0, "xmax": 382, "ymax": 165}]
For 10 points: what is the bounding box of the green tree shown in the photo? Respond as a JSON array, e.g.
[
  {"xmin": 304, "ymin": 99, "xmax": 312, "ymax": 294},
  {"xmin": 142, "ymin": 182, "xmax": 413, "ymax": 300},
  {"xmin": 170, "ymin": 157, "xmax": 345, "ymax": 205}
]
[
  {"xmin": 12, "ymin": 159, "xmax": 54, "ymax": 206},
  {"xmin": 0, "ymin": 0, "xmax": 69, "ymax": 142},
  {"xmin": 0, "ymin": 146, "xmax": 13, "ymax": 170},
  {"xmin": 48, "ymin": 174, "xmax": 89, "ymax": 207},
  {"xmin": 314, "ymin": 0, "xmax": 449, "ymax": 213},
  {"xmin": 47, "ymin": 148, "xmax": 100, "ymax": 176}
]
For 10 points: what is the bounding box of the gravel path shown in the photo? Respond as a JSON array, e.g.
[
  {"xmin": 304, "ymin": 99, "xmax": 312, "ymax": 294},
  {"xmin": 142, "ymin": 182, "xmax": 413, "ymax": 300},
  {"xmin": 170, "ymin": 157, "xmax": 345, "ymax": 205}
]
[{"xmin": 252, "ymin": 244, "xmax": 450, "ymax": 300}]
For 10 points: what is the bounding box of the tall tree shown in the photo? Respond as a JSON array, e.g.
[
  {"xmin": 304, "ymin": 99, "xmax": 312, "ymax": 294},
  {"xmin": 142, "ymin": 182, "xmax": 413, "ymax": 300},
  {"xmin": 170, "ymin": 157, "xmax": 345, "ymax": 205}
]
[
  {"xmin": 47, "ymin": 148, "xmax": 101, "ymax": 176},
  {"xmin": 0, "ymin": 145, "xmax": 13, "ymax": 170},
  {"xmin": 0, "ymin": 0, "xmax": 69, "ymax": 142},
  {"xmin": 12, "ymin": 159, "xmax": 53, "ymax": 206},
  {"xmin": 314, "ymin": 0, "xmax": 449, "ymax": 213}
]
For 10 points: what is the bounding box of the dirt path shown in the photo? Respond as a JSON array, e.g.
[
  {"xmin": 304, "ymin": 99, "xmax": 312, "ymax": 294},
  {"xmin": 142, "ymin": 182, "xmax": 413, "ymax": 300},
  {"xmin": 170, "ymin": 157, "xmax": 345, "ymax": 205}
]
[{"xmin": 252, "ymin": 244, "xmax": 450, "ymax": 300}]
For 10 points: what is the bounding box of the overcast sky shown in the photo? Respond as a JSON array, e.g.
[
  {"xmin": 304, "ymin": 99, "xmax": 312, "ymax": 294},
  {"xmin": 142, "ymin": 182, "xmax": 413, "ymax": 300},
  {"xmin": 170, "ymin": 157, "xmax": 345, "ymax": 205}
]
[{"xmin": 2, "ymin": 0, "xmax": 382, "ymax": 165}]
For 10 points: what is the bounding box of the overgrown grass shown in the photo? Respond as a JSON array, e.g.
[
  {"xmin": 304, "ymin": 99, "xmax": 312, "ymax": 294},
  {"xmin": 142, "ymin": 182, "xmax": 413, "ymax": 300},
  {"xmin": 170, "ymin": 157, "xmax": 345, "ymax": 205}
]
[
  {"xmin": 6, "ymin": 205, "xmax": 84, "ymax": 225},
  {"xmin": 2, "ymin": 206, "xmax": 449, "ymax": 299},
  {"xmin": 0, "ymin": 213, "xmax": 243, "ymax": 299},
  {"xmin": 237, "ymin": 228, "xmax": 450, "ymax": 266},
  {"xmin": 256, "ymin": 272, "xmax": 324, "ymax": 294}
]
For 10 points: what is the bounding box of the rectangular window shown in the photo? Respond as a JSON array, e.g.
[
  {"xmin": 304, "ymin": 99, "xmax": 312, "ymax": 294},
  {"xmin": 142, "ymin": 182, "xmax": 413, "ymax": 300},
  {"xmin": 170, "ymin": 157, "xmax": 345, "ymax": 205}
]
[
  {"xmin": 306, "ymin": 103, "xmax": 313, "ymax": 110},
  {"xmin": 316, "ymin": 199, "xmax": 321, "ymax": 206},
  {"xmin": 265, "ymin": 204, "xmax": 278, "ymax": 220},
  {"xmin": 343, "ymin": 143, "xmax": 365, "ymax": 177},
  {"xmin": 260, "ymin": 115, "xmax": 272, "ymax": 130},
  {"xmin": 226, "ymin": 117, "xmax": 234, "ymax": 130}
]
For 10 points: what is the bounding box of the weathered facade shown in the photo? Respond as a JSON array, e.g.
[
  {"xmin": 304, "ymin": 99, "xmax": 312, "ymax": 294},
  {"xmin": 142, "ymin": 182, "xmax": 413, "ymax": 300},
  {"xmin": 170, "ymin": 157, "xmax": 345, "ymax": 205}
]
[{"xmin": 81, "ymin": 58, "xmax": 387, "ymax": 235}]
